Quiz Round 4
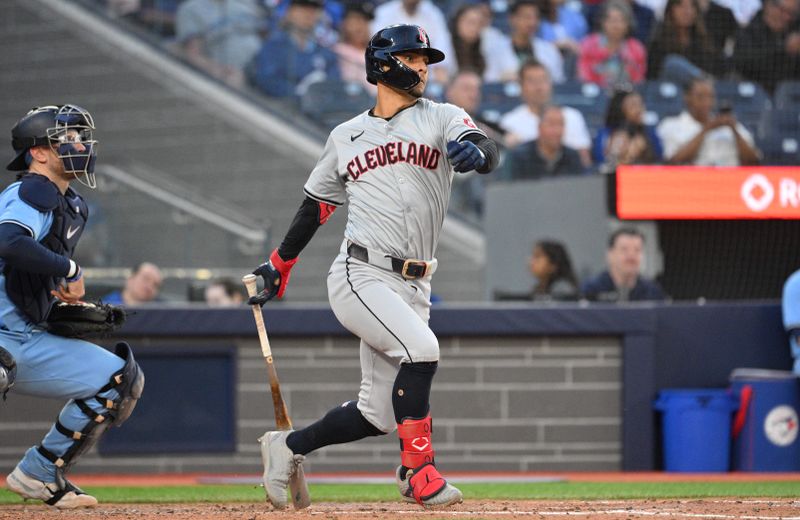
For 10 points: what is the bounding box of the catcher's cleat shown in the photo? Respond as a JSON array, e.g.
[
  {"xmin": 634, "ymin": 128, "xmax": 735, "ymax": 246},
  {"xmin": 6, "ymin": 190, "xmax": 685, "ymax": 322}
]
[
  {"xmin": 259, "ymin": 430, "xmax": 306, "ymax": 509},
  {"xmin": 395, "ymin": 464, "xmax": 463, "ymax": 509},
  {"xmin": 5, "ymin": 466, "xmax": 97, "ymax": 509}
]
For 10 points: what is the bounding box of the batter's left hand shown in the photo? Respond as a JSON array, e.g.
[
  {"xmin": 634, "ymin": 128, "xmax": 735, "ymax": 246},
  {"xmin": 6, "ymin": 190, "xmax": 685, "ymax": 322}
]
[{"xmin": 447, "ymin": 140, "xmax": 485, "ymax": 173}]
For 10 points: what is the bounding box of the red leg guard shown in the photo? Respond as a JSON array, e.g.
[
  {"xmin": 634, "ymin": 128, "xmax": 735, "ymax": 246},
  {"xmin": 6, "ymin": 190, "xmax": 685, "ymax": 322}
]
[
  {"xmin": 398, "ymin": 415, "xmax": 446, "ymax": 505},
  {"xmin": 397, "ymin": 415, "xmax": 435, "ymax": 469}
]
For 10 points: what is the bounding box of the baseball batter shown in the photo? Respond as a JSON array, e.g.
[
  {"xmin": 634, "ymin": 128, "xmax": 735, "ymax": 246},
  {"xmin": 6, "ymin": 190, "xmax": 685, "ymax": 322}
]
[
  {"xmin": 0, "ymin": 105, "xmax": 144, "ymax": 508},
  {"xmin": 250, "ymin": 24, "xmax": 498, "ymax": 509}
]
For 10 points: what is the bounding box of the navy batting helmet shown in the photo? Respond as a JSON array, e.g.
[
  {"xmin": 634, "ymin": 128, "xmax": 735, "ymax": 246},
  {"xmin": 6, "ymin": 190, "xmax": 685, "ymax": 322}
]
[
  {"xmin": 7, "ymin": 104, "xmax": 98, "ymax": 188},
  {"xmin": 365, "ymin": 24, "xmax": 445, "ymax": 90}
]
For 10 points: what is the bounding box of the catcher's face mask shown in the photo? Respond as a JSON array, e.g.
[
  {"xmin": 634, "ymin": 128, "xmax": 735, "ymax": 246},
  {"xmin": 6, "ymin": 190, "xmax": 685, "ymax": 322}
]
[{"xmin": 46, "ymin": 105, "xmax": 98, "ymax": 189}]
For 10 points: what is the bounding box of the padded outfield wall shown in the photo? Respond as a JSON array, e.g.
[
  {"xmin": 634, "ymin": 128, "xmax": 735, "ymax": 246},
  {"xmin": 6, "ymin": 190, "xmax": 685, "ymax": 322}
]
[{"xmin": 0, "ymin": 303, "xmax": 789, "ymax": 475}]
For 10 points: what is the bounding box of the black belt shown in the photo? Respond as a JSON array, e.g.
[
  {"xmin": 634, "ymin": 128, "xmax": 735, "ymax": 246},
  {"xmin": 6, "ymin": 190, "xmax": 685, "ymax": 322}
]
[{"xmin": 347, "ymin": 242, "xmax": 431, "ymax": 280}]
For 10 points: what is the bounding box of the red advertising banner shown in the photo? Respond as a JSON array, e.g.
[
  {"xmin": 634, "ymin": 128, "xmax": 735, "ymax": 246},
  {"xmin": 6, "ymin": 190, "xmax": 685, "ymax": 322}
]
[{"xmin": 616, "ymin": 165, "xmax": 800, "ymax": 219}]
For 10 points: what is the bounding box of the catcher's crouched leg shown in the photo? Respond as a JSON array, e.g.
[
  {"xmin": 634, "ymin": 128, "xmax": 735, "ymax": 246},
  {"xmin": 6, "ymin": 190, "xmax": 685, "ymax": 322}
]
[{"xmin": 31, "ymin": 343, "xmax": 144, "ymax": 506}]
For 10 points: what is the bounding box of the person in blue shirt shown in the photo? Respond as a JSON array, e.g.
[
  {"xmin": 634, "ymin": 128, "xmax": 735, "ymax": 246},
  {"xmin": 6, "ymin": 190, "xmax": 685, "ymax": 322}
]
[
  {"xmin": 782, "ymin": 268, "xmax": 800, "ymax": 375},
  {"xmin": 581, "ymin": 227, "xmax": 667, "ymax": 302},
  {"xmin": 0, "ymin": 105, "xmax": 144, "ymax": 509},
  {"xmin": 249, "ymin": 0, "xmax": 341, "ymax": 97}
]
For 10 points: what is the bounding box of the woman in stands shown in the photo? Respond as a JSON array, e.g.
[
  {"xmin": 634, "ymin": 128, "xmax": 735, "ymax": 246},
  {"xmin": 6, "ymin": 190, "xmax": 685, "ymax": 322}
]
[
  {"xmin": 529, "ymin": 240, "xmax": 579, "ymax": 302},
  {"xmin": 646, "ymin": 0, "xmax": 723, "ymax": 80},
  {"xmin": 593, "ymin": 87, "xmax": 662, "ymax": 173},
  {"xmin": 538, "ymin": 0, "xmax": 589, "ymax": 57},
  {"xmin": 449, "ymin": 2, "xmax": 517, "ymax": 83},
  {"xmin": 577, "ymin": 0, "xmax": 646, "ymax": 87}
]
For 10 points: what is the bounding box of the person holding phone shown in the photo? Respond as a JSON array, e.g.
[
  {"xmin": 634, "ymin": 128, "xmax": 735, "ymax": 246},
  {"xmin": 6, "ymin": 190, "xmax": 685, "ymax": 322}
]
[{"xmin": 656, "ymin": 75, "xmax": 760, "ymax": 166}]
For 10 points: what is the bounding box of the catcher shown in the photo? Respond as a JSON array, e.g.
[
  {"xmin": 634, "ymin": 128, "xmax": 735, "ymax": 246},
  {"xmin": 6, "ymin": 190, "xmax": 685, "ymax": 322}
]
[{"xmin": 0, "ymin": 105, "xmax": 143, "ymax": 509}]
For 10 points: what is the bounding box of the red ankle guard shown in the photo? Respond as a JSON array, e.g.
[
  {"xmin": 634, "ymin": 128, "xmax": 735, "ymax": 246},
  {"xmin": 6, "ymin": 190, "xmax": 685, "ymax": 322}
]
[
  {"xmin": 397, "ymin": 415, "xmax": 435, "ymax": 468},
  {"xmin": 408, "ymin": 463, "xmax": 447, "ymax": 505}
]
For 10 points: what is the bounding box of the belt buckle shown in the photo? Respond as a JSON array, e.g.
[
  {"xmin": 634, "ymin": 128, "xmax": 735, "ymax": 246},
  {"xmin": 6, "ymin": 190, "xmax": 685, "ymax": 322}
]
[{"xmin": 401, "ymin": 259, "xmax": 429, "ymax": 280}]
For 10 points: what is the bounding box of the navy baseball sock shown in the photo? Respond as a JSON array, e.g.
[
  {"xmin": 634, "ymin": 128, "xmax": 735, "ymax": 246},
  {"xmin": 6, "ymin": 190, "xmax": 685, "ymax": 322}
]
[
  {"xmin": 286, "ymin": 400, "xmax": 383, "ymax": 456},
  {"xmin": 392, "ymin": 361, "xmax": 438, "ymax": 479}
]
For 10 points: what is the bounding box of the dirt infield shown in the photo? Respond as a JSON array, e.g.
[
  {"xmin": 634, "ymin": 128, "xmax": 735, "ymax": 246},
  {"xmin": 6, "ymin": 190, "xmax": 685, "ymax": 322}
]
[{"xmin": 1, "ymin": 499, "xmax": 799, "ymax": 520}]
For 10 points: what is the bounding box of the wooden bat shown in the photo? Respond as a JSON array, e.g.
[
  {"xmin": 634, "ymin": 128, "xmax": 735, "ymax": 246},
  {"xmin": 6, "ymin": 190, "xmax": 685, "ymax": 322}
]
[{"xmin": 243, "ymin": 274, "xmax": 311, "ymax": 510}]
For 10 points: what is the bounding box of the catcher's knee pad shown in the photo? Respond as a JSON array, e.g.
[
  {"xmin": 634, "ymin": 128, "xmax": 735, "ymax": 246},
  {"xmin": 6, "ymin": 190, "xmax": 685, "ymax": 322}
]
[
  {"xmin": 37, "ymin": 342, "xmax": 144, "ymax": 472},
  {"xmin": 0, "ymin": 346, "xmax": 16, "ymax": 396}
]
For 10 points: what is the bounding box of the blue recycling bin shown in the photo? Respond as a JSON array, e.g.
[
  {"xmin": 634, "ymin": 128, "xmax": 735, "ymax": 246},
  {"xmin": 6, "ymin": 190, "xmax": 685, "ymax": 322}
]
[
  {"xmin": 654, "ymin": 389, "xmax": 739, "ymax": 472},
  {"xmin": 730, "ymin": 368, "xmax": 800, "ymax": 472}
]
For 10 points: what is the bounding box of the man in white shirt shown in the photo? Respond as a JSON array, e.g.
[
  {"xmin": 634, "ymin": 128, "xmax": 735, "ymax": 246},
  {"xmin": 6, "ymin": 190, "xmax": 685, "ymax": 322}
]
[
  {"xmin": 657, "ymin": 76, "xmax": 760, "ymax": 166},
  {"xmin": 499, "ymin": 60, "xmax": 592, "ymax": 165},
  {"xmin": 372, "ymin": 0, "xmax": 454, "ymax": 82}
]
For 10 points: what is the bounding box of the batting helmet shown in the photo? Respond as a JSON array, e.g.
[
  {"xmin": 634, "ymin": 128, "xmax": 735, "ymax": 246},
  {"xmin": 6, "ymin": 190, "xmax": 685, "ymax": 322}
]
[
  {"xmin": 7, "ymin": 104, "xmax": 98, "ymax": 189},
  {"xmin": 365, "ymin": 24, "xmax": 445, "ymax": 91}
]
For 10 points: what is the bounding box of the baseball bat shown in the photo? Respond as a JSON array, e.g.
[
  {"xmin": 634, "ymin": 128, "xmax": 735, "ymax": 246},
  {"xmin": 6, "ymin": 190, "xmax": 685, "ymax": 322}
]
[{"xmin": 243, "ymin": 274, "xmax": 311, "ymax": 510}]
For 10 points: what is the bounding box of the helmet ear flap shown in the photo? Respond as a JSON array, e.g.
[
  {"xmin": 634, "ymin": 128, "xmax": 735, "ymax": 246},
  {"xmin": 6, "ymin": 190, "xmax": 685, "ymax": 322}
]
[{"xmin": 365, "ymin": 24, "xmax": 445, "ymax": 90}]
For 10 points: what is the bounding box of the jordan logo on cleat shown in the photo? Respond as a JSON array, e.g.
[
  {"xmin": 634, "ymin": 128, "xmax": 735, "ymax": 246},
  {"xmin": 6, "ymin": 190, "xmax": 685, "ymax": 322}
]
[{"xmin": 350, "ymin": 130, "xmax": 365, "ymax": 142}]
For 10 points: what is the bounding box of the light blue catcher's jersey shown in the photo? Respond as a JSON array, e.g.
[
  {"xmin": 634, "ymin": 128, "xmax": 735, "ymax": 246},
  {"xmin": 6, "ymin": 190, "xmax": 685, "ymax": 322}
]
[{"xmin": 0, "ymin": 181, "xmax": 54, "ymax": 331}]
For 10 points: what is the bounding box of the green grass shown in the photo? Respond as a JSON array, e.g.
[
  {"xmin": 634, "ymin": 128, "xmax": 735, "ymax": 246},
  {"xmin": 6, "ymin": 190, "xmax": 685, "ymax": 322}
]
[{"xmin": 1, "ymin": 481, "xmax": 799, "ymax": 505}]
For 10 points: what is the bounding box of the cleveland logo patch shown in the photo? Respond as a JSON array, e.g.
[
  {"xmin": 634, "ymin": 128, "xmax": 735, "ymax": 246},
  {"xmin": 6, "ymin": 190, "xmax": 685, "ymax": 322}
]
[{"xmin": 347, "ymin": 141, "xmax": 441, "ymax": 181}]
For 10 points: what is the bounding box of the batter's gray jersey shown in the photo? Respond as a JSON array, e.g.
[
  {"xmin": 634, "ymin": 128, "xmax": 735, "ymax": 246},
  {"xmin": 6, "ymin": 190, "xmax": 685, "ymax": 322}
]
[{"xmin": 304, "ymin": 98, "xmax": 486, "ymax": 261}]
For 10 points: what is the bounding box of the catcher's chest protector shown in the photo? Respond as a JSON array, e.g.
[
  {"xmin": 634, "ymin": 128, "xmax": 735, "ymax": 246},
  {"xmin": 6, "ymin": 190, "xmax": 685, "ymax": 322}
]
[{"xmin": 4, "ymin": 174, "xmax": 88, "ymax": 324}]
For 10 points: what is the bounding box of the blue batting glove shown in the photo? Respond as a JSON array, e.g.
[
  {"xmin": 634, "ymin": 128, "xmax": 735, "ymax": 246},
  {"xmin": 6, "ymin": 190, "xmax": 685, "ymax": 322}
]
[{"xmin": 447, "ymin": 140, "xmax": 486, "ymax": 173}]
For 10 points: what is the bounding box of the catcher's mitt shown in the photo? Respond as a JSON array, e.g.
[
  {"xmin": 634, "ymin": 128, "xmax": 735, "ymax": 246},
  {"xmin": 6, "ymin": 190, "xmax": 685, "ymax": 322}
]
[{"xmin": 46, "ymin": 301, "xmax": 126, "ymax": 338}]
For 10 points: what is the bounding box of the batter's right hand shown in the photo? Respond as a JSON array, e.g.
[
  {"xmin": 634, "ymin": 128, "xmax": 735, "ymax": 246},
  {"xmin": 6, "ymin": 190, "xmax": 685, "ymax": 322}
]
[{"xmin": 249, "ymin": 249, "xmax": 298, "ymax": 306}]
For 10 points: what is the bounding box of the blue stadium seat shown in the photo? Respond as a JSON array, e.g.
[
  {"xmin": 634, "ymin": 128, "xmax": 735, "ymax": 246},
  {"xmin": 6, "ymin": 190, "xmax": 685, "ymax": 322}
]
[
  {"xmin": 300, "ymin": 80, "xmax": 374, "ymax": 130},
  {"xmin": 714, "ymin": 80, "xmax": 771, "ymax": 130},
  {"xmin": 774, "ymin": 81, "xmax": 800, "ymax": 111},
  {"xmin": 479, "ymin": 81, "xmax": 522, "ymax": 123},
  {"xmin": 758, "ymin": 109, "xmax": 800, "ymax": 165},
  {"xmin": 552, "ymin": 80, "xmax": 608, "ymax": 129},
  {"xmin": 641, "ymin": 80, "xmax": 684, "ymax": 119}
]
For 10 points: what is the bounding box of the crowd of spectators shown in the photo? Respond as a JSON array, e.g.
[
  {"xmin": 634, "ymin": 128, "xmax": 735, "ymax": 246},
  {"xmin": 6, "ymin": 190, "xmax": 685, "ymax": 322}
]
[{"xmin": 103, "ymin": 0, "xmax": 800, "ymax": 211}]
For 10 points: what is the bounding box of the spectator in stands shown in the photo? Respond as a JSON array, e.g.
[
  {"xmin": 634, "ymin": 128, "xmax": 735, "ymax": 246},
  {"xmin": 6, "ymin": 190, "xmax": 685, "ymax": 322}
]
[
  {"xmin": 506, "ymin": 0, "xmax": 566, "ymax": 83},
  {"xmin": 249, "ymin": 0, "xmax": 340, "ymax": 97},
  {"xmin": 578, "ymin": 0, "xmax": 647, "ymax": 87},
  {"xmin": 109, "ymin": 0, "xmax": 179, "ymax": 36},
  {"xmin": 175, "ymin": 0, "xmax": 266, "ymax": 88},
  {"xmin": 205, "ymin": 277, "xmax": 246, "ymax": 307},
  {"xmin": 697, "ymin": 0, "xmax": 738, "ymax": 52},
  {"xmin": 734, "ymin": 0, "xmax": 800, "ymax": 94},
  {"xmin": 499, "ymin": 60, "xmax": 592, "ymax": 164},
  {"xmin": 657, "ymin": 76, "xmax": 760, "ymax": 166},
  {"xmin": 782, "ymin": 268, "xmax": 800, "ymax": 375},
  {"xmin": 594, "ymin": 87, "xmax": 663, "ymax": 172},
  {"xmin": 581, "ymin": 227, "xmax": 666, "ymax": 302},
  {"xmin": 646, "ymin": 0, "xmax": 724, "ymax": 80},
  {"xmin": 538, "ymin": 0, "xmax": 589, "ymax": 57},
  {"xmin": 372, "ymin": 0, "xmax": 455, "ymax": 84},
  {"xmin": 445, "ymin": 70, "xmax": 507, "ymax": 146},
  {"xmin": 449, "ymin": 2, "xmax": 518, "ymax": 83},
  {"xmin": 102, "ymin": 262, "xmax": 163, "ymax": 306},
  {"xmin": 529, "ymin": 239, "xmax": 579, "ymax": 301},
  {"xmin": 503, "ymin": 105, "xmax": 587, "ymax": 180},
  {"xmin": 333, "ymin": 2, "xmax": 376, "ymax": 93},
  {"xmin": 586, "ymin": 0, "xmax": 655, "ymax": 49}
]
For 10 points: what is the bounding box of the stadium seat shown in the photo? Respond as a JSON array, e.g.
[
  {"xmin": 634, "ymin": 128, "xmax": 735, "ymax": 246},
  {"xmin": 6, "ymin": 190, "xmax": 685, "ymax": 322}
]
[
  {"xmin": 641, "ymin": 80, "xmax": 684, "ymax": 119},
  {"xmin": 300, "ymin": 80, "xmax": 374, "ymax": 131},
  {"xmin": 714, "ymin": 80, "xmax": 771, "ymax": 130},
  {"xmin": 774, "ymin": 81, "xmax": 800, "ymax": 111},
  {"xmin": 758, "ymin": 109, "xmax": 800, "ymax": 165},
  {"xmin": 479, "ymin": 81, "xmax": 522, "ymax": 123},
  {"xmin": 552, "ymin": 80, "xmax": 608, "ymax": 128}
]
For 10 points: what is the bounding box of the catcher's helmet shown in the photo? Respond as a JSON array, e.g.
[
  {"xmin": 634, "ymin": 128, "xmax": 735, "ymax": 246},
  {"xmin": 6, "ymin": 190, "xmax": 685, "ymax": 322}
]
[
  {"xmin": 365, "ymin": 24, "xmax": 445, "ymax": 90},
  {"xmin": 7, "ymin": 104, "xmax": 98, "ymax": 189},
  {"xmin": 0, "ymin": 346, "xmax": 16, "ymax": 395}
]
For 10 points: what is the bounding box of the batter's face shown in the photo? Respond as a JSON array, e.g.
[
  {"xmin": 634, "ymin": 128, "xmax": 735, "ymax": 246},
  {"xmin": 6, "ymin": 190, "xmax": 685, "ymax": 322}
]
[{"xmin": 394, "ymin": 51, "xmax": 429, "ymax": 98}]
